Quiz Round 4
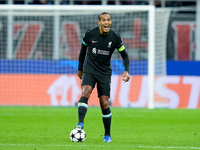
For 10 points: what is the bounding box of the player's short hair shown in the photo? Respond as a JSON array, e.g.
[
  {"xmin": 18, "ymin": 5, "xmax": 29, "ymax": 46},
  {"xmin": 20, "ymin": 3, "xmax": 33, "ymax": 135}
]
[{"xmin": 98, "ymin": 12, "xmax": 111, "ymax": 20}]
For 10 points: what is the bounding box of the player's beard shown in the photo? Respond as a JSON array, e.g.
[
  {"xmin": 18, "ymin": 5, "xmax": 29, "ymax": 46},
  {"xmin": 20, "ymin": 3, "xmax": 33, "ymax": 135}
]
[{"xmin": 100, "ymin": 26, "xmax": 110, "ymax": 35}]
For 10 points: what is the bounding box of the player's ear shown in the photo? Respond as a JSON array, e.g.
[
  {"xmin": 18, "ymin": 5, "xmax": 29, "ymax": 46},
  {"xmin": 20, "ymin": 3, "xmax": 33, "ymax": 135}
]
[{"xmin": 98, "ymin": 20, "xmax": 100, "ymax": 25}]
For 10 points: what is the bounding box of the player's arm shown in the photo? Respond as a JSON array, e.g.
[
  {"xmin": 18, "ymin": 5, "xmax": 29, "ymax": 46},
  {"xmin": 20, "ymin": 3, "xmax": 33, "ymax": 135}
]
[
  {"xmin": 78, "ymin": 42, "xmax": 87, "ymax": 79},
  {"xmin": 118, "ymin": 46, "xmax": 130, "ymax": 82}
]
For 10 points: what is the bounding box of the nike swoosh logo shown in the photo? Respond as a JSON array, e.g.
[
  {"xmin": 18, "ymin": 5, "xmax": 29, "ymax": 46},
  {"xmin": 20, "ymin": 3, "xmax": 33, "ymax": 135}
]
[{"xmin": 92, "ymin": 41, "xmax": 98, "ymax": 43}]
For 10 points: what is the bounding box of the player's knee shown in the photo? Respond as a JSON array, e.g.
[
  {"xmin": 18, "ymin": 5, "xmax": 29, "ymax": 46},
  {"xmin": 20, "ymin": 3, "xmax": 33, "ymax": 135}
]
[
  {"xmin": 100, "ymin": 99, "xmax": 109, "ymax": 109},
  {"xmin": 81, "ymin": 86, "xmax": 92, "ymax": 98}
]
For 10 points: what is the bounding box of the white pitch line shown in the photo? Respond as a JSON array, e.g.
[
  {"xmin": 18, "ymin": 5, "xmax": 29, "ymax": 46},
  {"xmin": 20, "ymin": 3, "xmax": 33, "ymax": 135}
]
[{"xmin": 0, "ymin": 144, "xmax": 200, "ymax": 149}]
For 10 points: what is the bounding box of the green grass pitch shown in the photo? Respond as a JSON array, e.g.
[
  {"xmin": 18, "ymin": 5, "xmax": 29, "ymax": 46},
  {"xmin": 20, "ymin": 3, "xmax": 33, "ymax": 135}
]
[{"xmin": 0, "ymin": 106, "xmax": 200, "ymax": 150}]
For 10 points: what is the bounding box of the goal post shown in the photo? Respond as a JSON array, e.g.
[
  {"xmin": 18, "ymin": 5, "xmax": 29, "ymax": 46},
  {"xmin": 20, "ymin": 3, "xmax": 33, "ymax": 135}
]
[
  {"xmin": 0, "ymin": 5, "xmax": 168, "ymax": 108},
  {"xmin": 147, "ymin": 5, "xmax": 155, "ymax": 109}
]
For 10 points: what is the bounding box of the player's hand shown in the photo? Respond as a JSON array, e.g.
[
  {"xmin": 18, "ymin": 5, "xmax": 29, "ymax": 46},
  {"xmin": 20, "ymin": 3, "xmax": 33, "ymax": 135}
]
[
  {"xmin": 78, "ymin": 70, "xmax": 82, "ymax": 79},
  {"xmin": 122, "ymin": 71, "xmax": 130, "ymax": 82}
]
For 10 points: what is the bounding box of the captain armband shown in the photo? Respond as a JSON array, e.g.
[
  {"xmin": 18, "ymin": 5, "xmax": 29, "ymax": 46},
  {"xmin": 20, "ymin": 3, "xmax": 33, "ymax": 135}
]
[{"xmin": 117, "ymin": 45, "xmax": 125, "ymax": 52}]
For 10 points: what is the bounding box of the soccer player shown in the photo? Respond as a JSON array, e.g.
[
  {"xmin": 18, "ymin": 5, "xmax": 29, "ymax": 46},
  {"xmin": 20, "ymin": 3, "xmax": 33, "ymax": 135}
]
[{"xmin": 75, "ymin": 12, "xmax": 130, "ymax": 142}]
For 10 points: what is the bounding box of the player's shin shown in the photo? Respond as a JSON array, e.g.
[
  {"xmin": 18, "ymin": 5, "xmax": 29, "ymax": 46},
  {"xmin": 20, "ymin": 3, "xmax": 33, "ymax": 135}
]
[
  {"xmin": 102, "ymin": 107, "xmax": 112, "ymax": 136},
  {"xmin": 78, "ymin": 96, "xmax": 88, "ymax": 124}
]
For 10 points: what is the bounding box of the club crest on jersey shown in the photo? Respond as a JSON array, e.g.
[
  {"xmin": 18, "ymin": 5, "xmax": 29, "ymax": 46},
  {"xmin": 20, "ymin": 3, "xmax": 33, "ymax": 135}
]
[{"xmin": 108, "ymin": 42, "xmax": 112, "ymax": 48}]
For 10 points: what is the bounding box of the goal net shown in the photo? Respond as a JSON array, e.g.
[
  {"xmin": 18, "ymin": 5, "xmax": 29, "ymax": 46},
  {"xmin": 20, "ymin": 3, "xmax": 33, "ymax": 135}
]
[{"xmin": 0, "ymin": 5, "xmax": 169, "ymax": 108}]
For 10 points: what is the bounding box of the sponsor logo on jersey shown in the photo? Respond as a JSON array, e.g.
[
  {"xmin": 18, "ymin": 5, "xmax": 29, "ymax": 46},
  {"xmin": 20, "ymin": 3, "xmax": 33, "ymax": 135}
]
[
  {"xmin": 97, "ymin": 49, "xmax": 109, "ymax": 55},
  {"xmin": 92, "ymin": 47, "xmax": 109, "ymax": 55},
  {"xmin": 92, "ymin": 48, "xmax": 97, "ymax": 54}
]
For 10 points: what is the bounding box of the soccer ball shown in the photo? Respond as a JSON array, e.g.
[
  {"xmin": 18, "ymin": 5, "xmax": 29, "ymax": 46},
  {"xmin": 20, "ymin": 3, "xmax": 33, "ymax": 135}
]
[{"xmin": 70, "ymin": 128, "xmax": 86, "ymax": 142}]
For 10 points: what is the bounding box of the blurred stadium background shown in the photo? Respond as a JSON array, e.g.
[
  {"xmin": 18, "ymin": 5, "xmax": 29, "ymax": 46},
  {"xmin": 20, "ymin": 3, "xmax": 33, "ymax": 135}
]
[{"xmin": 0, "ymin": 0, "xmax": 200, "ymax": 109}]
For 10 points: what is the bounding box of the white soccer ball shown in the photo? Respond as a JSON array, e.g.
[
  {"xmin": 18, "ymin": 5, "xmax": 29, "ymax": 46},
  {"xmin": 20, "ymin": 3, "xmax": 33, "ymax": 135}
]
[{"xmin": 70, "ymin": 128, "xmax": 86, "ymax": 142}]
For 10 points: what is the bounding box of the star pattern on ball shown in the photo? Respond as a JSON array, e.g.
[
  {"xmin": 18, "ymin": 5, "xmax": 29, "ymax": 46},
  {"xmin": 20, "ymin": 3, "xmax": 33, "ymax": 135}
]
[
  {"xmin": 70, "ymin": 129, "xmax": 86, "ymax": 142},
  {"xmin": 71, "ymin": 132, "xmax": 75, "ymax": 140}
]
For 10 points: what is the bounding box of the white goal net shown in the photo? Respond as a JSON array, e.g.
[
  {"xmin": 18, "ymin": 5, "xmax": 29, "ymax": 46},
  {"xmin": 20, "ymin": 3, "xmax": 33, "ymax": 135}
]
[{"xmin": 0, "ymin": 5, "xmax": 170, "ymax": 108}]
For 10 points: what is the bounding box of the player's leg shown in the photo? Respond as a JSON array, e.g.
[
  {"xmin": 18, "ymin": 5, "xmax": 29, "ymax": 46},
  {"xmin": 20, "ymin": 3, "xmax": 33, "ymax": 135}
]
[
  {"xmin": 99, "ymin": 95, "xmax": 112, "ymax": 142},
  {"xmin": 75, "ymin": 73, "xmax": 95, "ymax": 129},
  {"xmin": 97, "ymin": 75, "xmax": 112, "ymax": 142},
  {"xmin": 76, "ymin": 85, "xmax": 92, "ymax": 129}
]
